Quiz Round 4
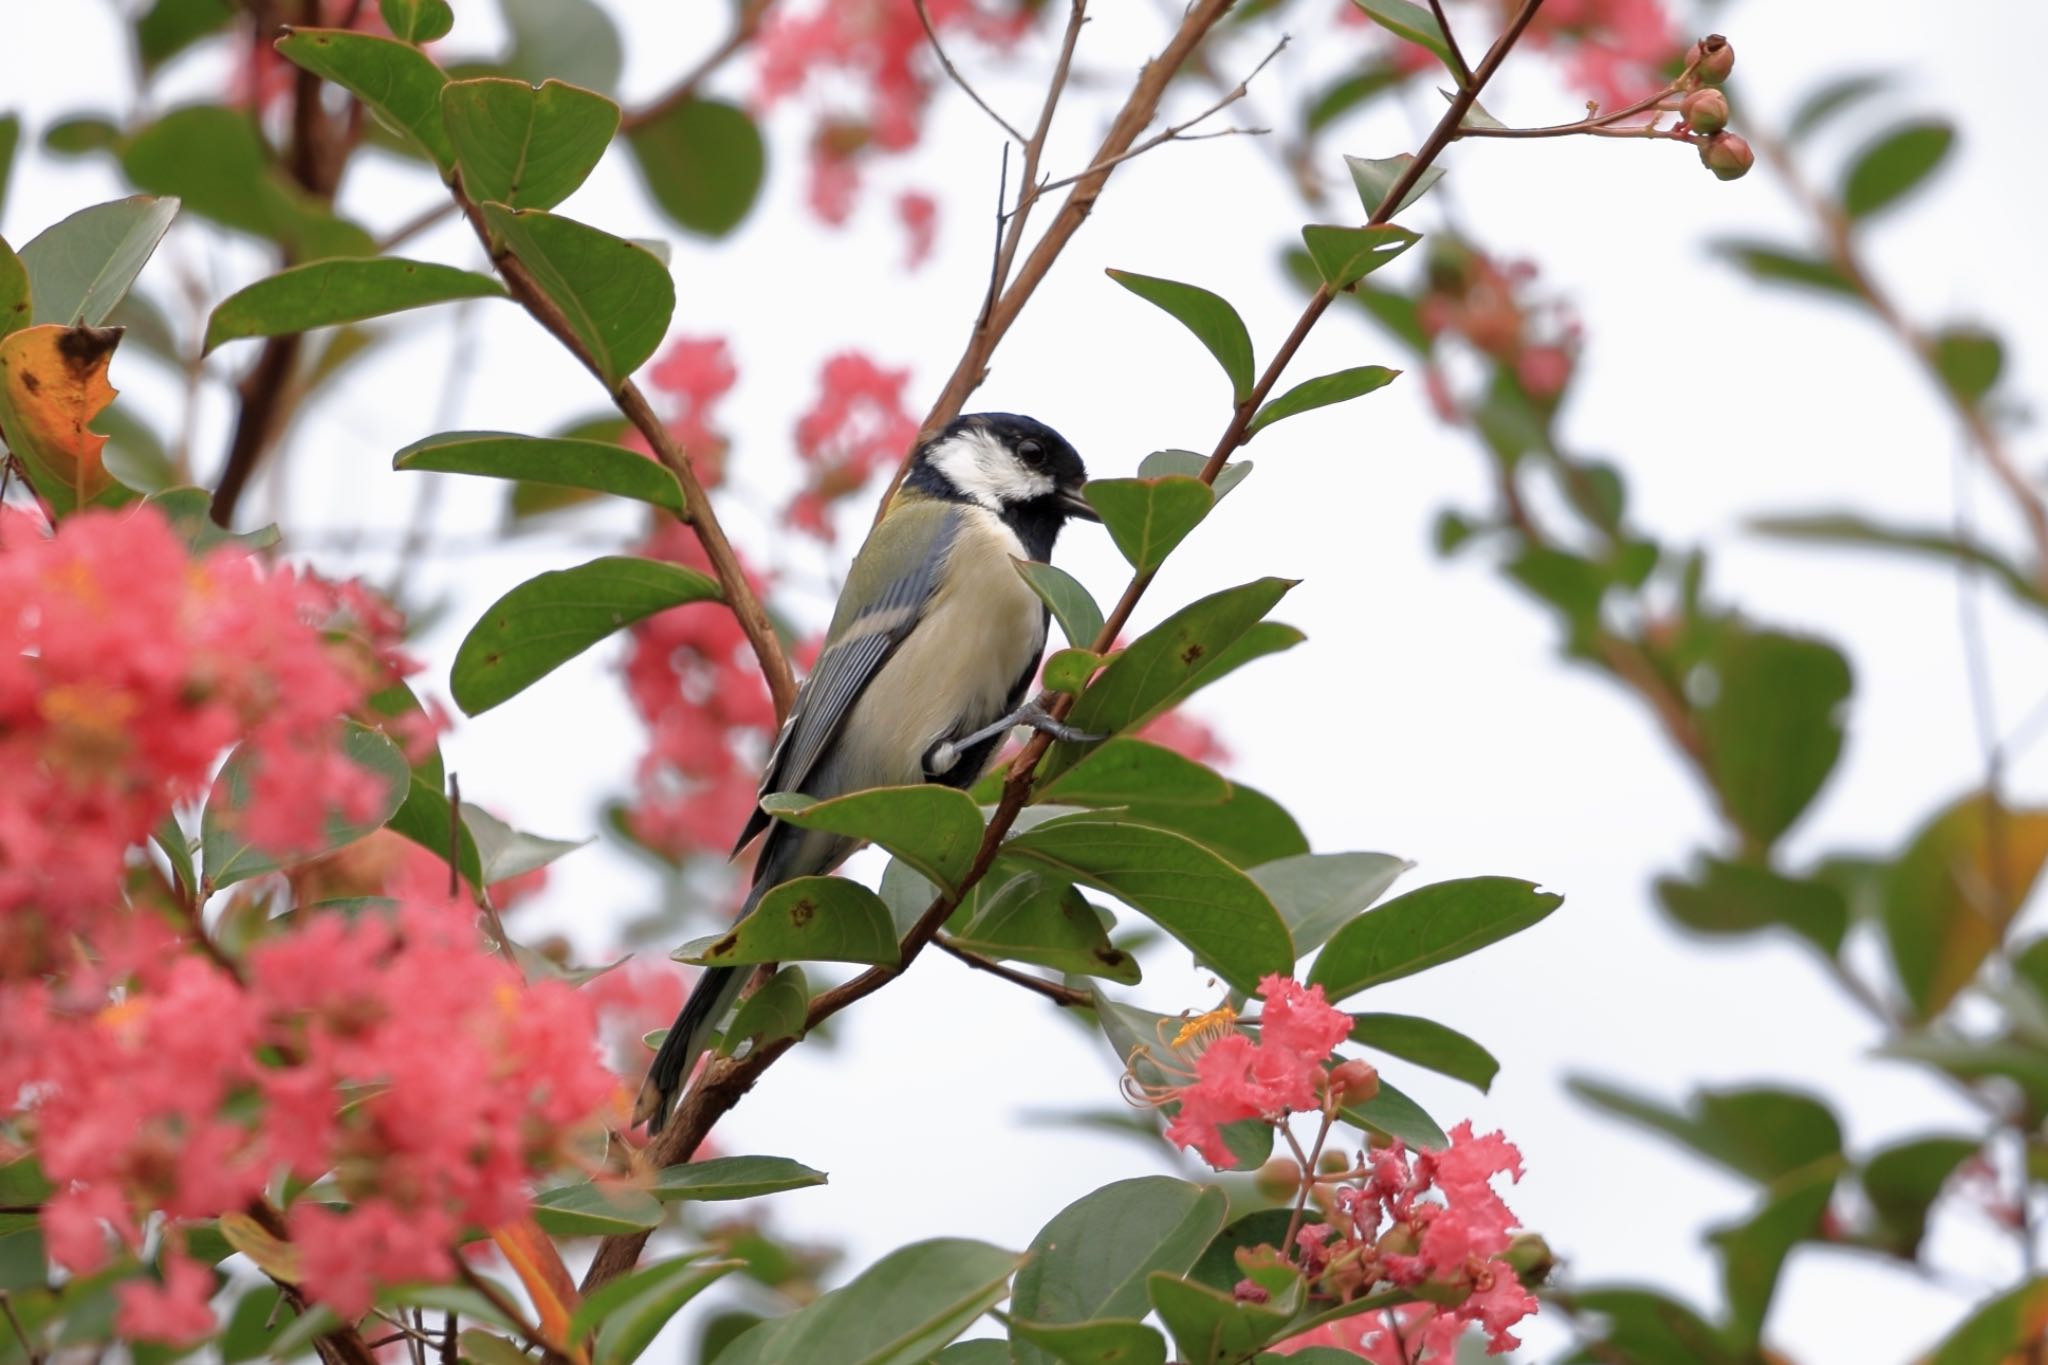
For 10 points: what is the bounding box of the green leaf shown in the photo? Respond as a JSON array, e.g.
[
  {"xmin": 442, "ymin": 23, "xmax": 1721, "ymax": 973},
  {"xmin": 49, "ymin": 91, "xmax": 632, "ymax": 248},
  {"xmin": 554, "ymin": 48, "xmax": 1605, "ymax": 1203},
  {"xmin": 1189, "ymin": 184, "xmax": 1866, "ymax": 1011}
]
[
  {"xmin": 563, "ymin": 1252, "xmax": 716, "ymax": 1346},
  {"xmin": 498, "ymin": 0, "xmax": 624, "ymax": 94},
  {"xmin": 722, "ymin": 965, "xmax": 810, "ymax": 1054},
  {"xmin": 1712, "ymin": 239, "xmax": 1863, "ymax": 301},
  {"xmin": 1106, "ymin": 270, "xmax": 1255, "ymax": 404},
  {"xmin": 1933, "ymin": 326, "xmax": 2004, "ymax": 405},
  {"xmin": 1017, "ymin": 560, "xmax": 1106, "ymax": 649},
  {"xmin": 1693, "ymin": 626, "xmax": 1853, "ymax": 849},
  {"xmin": 202, "ymin": 722, "xmax": 410, "ymax": 889},
  {"xmin": 530, "ymin": 1182, "xmax": 664, "ymax": 1238},
  {"xmin": 1147, "ymin": 621, "xmax": 1306, "ymax": 720},
  {"xmin": 458, "ymin": 1330, "xmax": 532, "ymax": 1365},
  {"xmin": 0, "ymin": 117, "xmax": 15, "ymax": 225},
  {"xmin": 16, "ymin": 196, "xmax": 180, "ymax": 327},
  {"xmin": 1787, "ymin": 72, "xmax": 1891, "ymax": 143},
  {"xmin": 1568, "ymin": 1079, "xmax": 1844, "ymax": 1185},
  {"xmin": 932, "ymin": 1345, "xmax": 1011, "ymax": 1365},
  {"xmin": 1250, "ymin": 851, "xmax": 1410, "ymax": 955},
  {"xmin": 481, "ymin": 204, "xmax": 674, "ymax": 390},
  {"xmin": 220, "ymin": 1285, "xmax": 292, "ymax": 1362},
  {"xmin": 136, "ymin": 0, "xmax": 237, "ymax": 69},
  {"xmin": 384, "ymin": 770, "xmax": 485, "ymax": 890},
  {"xmin": 41, "ymin": 116, "xmax": 122, "ymax": 158},
  {"xmin": 1929, "ymin": 1278, "xmax": 2048, "ymax": 1365},
  {"xmin": 1146, "ymin": 1269, "xmax": 1301, "ymax": 1365},
  {"xmin": 1121, "ymin": 780, "xmax": 1308, "ymax": 869},
  {"xmin": 1009, "ymin": 1177, "xmax": 1226, "ymax": 1365},
  {"xmin": 1751, "ymin": 511, "xmax": 2046, "ymax": 612},
  {"xmin": 1004, "ymin": 814, "xmax": 1293, "ymax": 994},
  {"xmin": 203, "ymin": 258, "xmax": 503, "ymax": 352},
  {"xmin": 1009, "ymin": 1320, "xmax": 1165, "ymax": 1365},
  {"xmin": 120, "ymin": 106, "xmax": 371, "ymax": 259},
  {"xmin": 762, "ymin": 786, "xmax": 985, "ymax": 895},
  {"xmin": 395, "ymin": 429, "xmax": 684, "ymax": 514},
  {"xmin": 1053, "ymin": 578, "xmax": 1295, "ymax": 771},
  {"xmin": 1885, "ymin": 793, "xmax": 2048, "ymax": 1019},
  {"xmin": 1656, "ymin": 856, "xmax": 1850, "ymax": 957},
  {"xmin": 1347, "ymin": 0, "xmax": 1456, "ymax": 70},
  {"xmin": 1881, "ymin": 1037, "xmax": 2048, "ymax": 1122},
  {"xmin": 1136, "ymin": 449, "xmax": 1251, "ymax": 498},
  {"xmin": 380, "ymin": 0, "xmax": 454, "ymax": 44},
  {"xmin": 0, "ymin": 235, "xmax": 32, "ymax": 341},
  {"xmin": 651, "ymin": 1155, "xmax": 826, "ymax": 1203},
  {"xmin": 1348, "ymin": 1013, "xmax": 1498, "ymax": 1091},
  {"xmin": 1842, "ymin": 120, "xmax": 1954, "ymax": 219},
  {"xmin": 451, "ymin": 555, "xmax": 722, "ymax": 715},
  {"xmin": 459, "ymin": 802, "xmax": 591, "ymax": 884},
  {"xmin": 627, "ymin": 98, "xmax": 766, "ymax": 238},
  {"xmin": 944, "ymin": 868, "xmax": 1141, "ymax": 984},
  {"xmin": 276, "ymin": 28, "xmax": 456, "ymax": 172},
  {"xmin": 1187, "ymin": 1209, "xmax": 1298, "ymax": 1293},
  {"xmin": 594, "ymin": 1259, "xmax": 737, "ymax": 1365},
  {"xmin": 1300, "ymin": 224, "xmax": 1419, "ymax": 289},
  {"xmin": 675, "ymin": 875, "xmax": 899, "ymax": 967},
  {"xmin": 1246, "ymin": 364, "xmax": 1399, "ymax": 436},
  {"xmin": 716, "ymin": 1239, "xmax": 1022, "ymax": 1365},
  {"xmin": 1308, "ymin": 876, "xmax": 1562, "ymax": 1001},
  {"xmin": 1559, "ymin": 1288, "xmax": 1742, "ymax": 1365},
  {"xmin": 1709, "ymin": 1162, "xmax": 1837, "ymax": 1347},
  {"xmin": 441, "ymin": 77, "xmax": 620, "ymax": 211},
  {"xmin": 1346, "ymin": 153, "xmax": 1444, "ymax": 218},
  {"xmin": 1042, "ymin": 648, "xmax": 1101, "ymax": 695},
  {"xmin": 1862, "ymin": 1135, "xmax": 1976, "ymax": 1257},
  {"xmin": 1035, "ymin": 737, "xmax": 1230, "ymax": 809},
  {"xmin": 1340, "ymin": 1075, "xmax": 1448, "ymax": 1148},
  {"xmin": 1084, "ymin": 476, "xmax": 1216, "ymax": 573}
]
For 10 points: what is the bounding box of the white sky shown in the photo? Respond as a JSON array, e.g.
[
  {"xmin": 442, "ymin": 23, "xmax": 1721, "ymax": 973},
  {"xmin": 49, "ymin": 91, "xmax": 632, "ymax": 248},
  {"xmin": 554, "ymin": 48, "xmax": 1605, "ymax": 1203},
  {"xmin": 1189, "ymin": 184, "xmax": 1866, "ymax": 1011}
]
[{"xmin": 8, "ymin": 0, "xmax": 2048, "ymax": 1360}]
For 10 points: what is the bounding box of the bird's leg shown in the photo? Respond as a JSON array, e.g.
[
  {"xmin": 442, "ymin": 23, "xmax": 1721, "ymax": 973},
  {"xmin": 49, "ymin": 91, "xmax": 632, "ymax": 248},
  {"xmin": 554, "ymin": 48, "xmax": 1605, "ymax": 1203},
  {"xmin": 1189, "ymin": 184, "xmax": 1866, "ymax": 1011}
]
[{"xmin": 925, "ymin": 700, "xmax": 1105, "ymax": 774}]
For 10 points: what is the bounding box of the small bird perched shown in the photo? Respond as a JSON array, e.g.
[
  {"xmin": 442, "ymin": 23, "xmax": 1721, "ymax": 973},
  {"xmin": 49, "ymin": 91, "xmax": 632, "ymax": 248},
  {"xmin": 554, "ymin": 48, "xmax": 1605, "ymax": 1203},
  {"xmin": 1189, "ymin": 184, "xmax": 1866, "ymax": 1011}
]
[{"xmin": 634, "ymin": 412, "xmax": 1099, "ymax": 1132}]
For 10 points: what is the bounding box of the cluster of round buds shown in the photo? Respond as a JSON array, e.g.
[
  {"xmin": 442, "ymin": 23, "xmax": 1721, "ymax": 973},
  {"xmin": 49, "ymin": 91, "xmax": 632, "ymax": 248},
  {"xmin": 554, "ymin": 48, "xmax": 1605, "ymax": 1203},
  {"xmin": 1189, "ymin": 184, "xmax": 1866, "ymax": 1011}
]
[{"xmin": 1680, "ymin": 35, "xmax": 1753, "ymax": 180}]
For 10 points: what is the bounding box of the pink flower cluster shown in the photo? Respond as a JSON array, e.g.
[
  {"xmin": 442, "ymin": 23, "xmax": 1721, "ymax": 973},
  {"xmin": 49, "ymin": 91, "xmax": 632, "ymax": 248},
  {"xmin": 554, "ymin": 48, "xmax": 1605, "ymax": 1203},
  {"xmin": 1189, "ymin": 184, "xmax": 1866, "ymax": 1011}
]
[
  {"xmin": 1273, "ymin": 1124, "xmax": 1539, "ymax": 1359},
  {"xmin": 754, "ymin": 0, "xmax": 1033, "ymax": 224},
  {"xmin": 3, "ymin": 859, "xmax": 616, "ymax": 1337},
  {"xmin": 644, "ymin": 336, "xmax": 740, "ymax": 488},
  {"xmin": 623, "ymin": 522, "xmax": 780, "ymax": 859},
  {"xmin": 787, "ymin": 352, "xmax": 922, "ymax": 540},
  {"xmin": 1417, "ymin": 244, "xmax": 1580, "ymax": 411},
  {"xmin": 1143, "ymin": 976, "xmax": 1354, "ymax": 1168},
  {"xmin": 0, "ymin": 505, "xmax": 393, "ymax": 961}
]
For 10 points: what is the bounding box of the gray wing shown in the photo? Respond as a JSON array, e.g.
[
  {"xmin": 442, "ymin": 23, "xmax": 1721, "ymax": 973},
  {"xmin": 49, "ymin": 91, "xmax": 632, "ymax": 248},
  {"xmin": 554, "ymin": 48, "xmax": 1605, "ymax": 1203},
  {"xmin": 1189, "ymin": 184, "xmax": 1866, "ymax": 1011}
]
[{"xmin": 731, "ymin": 505, "xmax": 961, "ymax": 855}]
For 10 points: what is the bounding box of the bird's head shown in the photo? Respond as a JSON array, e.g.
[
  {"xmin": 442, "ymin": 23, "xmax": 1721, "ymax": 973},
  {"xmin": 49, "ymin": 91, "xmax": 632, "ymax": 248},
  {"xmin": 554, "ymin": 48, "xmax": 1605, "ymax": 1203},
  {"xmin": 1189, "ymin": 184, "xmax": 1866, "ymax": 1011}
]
[{"xmin": 906, "ymin": 413, "xmax": 1098, "ymax": 535}]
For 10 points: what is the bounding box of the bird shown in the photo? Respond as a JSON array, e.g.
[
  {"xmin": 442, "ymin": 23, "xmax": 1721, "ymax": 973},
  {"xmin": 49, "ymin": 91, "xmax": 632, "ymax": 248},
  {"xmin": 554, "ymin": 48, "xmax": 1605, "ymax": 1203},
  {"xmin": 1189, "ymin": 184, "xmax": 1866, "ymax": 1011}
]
[{"xmin": 634, "ymin": 412, "xmax": 1101, "ymax": 1132}]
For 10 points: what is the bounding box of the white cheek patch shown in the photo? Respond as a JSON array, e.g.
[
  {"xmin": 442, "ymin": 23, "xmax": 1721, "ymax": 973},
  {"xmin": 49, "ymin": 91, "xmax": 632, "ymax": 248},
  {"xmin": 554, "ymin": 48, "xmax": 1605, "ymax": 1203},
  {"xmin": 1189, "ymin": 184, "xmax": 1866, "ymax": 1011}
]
[{"xmin": 930, "ymin": 430, "xmax": 1056, "ymax": 509}]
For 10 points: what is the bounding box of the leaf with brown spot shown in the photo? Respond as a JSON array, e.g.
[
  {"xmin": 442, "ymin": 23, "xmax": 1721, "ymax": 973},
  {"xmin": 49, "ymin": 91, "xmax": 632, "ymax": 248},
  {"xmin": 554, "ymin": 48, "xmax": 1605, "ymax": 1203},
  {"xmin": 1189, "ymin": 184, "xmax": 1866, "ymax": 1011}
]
[
  {"xmin": 0, "ymin": 322, "xmax": 128, "ymax": 516},
  {"xmin": 671, "ymin": 876, "xmax": 898, "ymax": 967}
]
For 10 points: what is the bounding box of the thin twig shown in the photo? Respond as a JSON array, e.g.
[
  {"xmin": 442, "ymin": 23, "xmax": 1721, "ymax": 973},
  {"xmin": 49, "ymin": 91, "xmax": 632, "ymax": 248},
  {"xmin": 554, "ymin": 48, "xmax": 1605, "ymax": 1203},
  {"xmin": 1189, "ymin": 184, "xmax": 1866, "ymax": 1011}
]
[
  {"xmin": 376, "ymin": 201, "xmax": 459, "ymax": 253},
  {"xmin": 935, "ymin": 936, "xmax": 1092, "ymax": 1007},
  {"xmin": 0, "ymin": 1293, "xmax": 40, "ymax": 1365},
  {"xmin": 453, "ymin": 191, "xmax": 799, "ymax": 719},
  {"xmin": 621, "ymin": 0, "xmax": 776, "ymax": 133},
  {"xmin": 916, "ymin": 0, "xmax": 1026, "ymax": 143},
  {"xmin": 1427, "ymin": 0, "xmax": 1473, "ymax": 86},
  {"xmin": 874, "ymin": 0, "xmax": 1239, "ymax": 519},
  {"xmin": 989, "ymin": 0, "xmax": 1089, "ymax": 294},
  {"xmin": 978, "ymin": 144, "xmax": 1011, "ymax": 333},
  {"xmin": 581, "ymin": 0, "xmax": 1549, "ymax": 1296},
  {"xmin": 456, "ymin": 1265, "xmax": 556, "ymax": 1357},
  {"xmin": 1029, "ymin": 35, "xmax": 1284, "ymax": 198}
]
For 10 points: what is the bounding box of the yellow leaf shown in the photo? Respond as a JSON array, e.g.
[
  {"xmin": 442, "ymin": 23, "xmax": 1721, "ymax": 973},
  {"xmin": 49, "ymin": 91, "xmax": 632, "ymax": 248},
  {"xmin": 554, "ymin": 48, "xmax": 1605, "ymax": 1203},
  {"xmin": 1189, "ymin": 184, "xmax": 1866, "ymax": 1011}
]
[
  {"xmin": 491, "ymin": 1214, "xmax": 587, "ymax": 1364},
  {"xmin": 0, "ymin": 322, "xmax": 122, "ymax": 515},
  {"xmin": 1886, "ymin": 794, "xmax": 2048, "ymax": 1019},
  {"xmin": 217, "ymin": 1210, "xmax": 304, "ymax": 1284}
]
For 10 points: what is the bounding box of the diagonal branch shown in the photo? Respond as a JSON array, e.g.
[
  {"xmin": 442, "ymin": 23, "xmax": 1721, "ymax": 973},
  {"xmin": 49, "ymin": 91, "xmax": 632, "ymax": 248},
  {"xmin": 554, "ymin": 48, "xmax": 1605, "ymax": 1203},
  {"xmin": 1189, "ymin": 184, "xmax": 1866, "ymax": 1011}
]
[
  {"xmin": 581, "ymin": 0, "xmax": 1549, "ymax": 1296},
  {"xmin": 453, "ymin": 191, "xmax": 798, "ymax": 719},
  {"xmin": 621, "ymin": 0, "xmax": 777, "ymax": 133}
]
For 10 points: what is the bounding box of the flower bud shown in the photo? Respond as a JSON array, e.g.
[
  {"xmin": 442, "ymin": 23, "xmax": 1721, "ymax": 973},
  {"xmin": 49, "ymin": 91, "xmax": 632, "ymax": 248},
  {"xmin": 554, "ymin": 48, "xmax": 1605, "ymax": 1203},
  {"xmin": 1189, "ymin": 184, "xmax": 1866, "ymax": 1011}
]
[
  {"xmin": 1232, "ymin": 1278, "xmax": 1270, "ymax": 1305},
  {"xmin": 1685, "ymin": 34, "xmax": 1734, "ymax": 85},
  {"xmin": 1325, "ymin": 1058, "xmax": 1380, "ymax": 1105},
  {"xmin": 1502, "ymin": 1233, "xmax": 1557, "ymax": 1286},
  {"xmin": 1699, "ymin": 131, "xmax": 1755, "ymax": 181},
  {"xmin": 1680, "ymin": 88, "xmax": 1729, "ymax": 135},
  {"xmin": 1255, "ymin": 1158, "xmax": 1302, "ymax": 1201}
]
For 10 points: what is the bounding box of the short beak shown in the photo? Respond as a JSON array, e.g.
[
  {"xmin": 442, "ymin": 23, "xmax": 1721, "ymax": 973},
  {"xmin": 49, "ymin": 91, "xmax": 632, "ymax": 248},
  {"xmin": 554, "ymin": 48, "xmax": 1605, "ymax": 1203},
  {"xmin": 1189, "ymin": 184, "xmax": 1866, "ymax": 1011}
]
[{"xmin": 1059, "ymin": 486, "xmax": 1100, "ymax": 522}]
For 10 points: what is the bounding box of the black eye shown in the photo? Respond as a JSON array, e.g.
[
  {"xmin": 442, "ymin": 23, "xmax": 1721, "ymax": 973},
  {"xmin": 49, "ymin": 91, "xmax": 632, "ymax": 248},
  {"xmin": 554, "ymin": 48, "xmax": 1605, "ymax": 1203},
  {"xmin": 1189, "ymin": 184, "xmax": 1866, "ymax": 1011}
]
[{"xmin": 1017, "ymin": 439, "xmax": 1046, "ymax": 468}]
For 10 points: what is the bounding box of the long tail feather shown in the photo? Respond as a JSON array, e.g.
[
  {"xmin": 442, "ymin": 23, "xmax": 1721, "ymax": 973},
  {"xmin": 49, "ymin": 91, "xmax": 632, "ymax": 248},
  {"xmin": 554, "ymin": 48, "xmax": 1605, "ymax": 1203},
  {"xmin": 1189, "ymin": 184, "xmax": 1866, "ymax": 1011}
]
[{"xmin": 633, "ymin": 963, "xmax": 749, "ymax": 1133}]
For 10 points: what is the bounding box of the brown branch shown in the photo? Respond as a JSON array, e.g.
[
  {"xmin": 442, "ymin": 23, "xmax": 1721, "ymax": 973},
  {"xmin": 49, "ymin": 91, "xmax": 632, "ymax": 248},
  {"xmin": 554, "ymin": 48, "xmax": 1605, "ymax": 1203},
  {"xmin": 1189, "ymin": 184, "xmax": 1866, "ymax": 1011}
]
[
  {"xmin": 621, "ymin": 0, "xmax": 776, "ymax": 133},
  {"xmin": 916, "ymin": 0, "xmax": 1027, "ymax": 143},
  {"xmin": 454, "ymin": 193, "xmax": 798, "ymax": 719},
  {"xmin": 582, "ymin": 0, "xmax": 1548, "ymax": 1296},
  {"xmin": 1751, "ymin": 128, "xmax": 2048, "ymax": 588},
  {"xmin": 935, "ymin": 936, "xmax": 1093, "ymax": 1006},
  {"xmin": 243, "ymin": 1201, "xmax": 380, "ymax": 1365},
  {"xmin": 874, "ymin": 0, "xmax": 1239, "ymax": 518}
]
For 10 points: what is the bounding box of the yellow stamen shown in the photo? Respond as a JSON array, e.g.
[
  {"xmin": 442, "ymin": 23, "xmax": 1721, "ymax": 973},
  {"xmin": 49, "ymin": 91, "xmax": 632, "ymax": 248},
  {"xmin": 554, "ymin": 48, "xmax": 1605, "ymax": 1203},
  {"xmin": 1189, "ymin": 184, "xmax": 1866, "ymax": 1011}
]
[{"xmin": 1171, "ymin": 1003, "xmax": 1238, "ymax": 1050}]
